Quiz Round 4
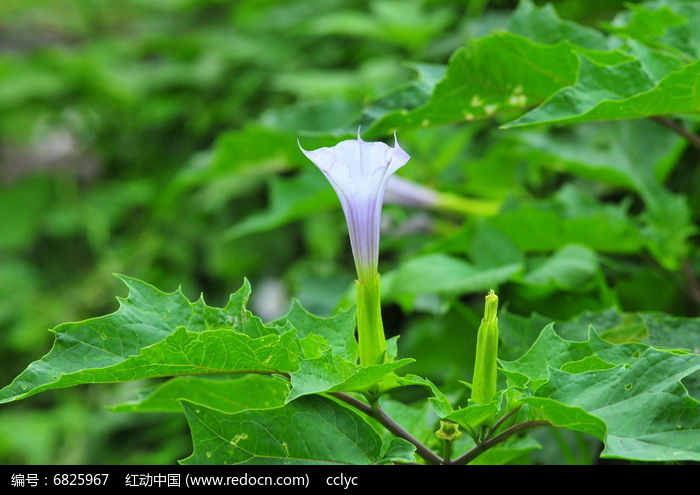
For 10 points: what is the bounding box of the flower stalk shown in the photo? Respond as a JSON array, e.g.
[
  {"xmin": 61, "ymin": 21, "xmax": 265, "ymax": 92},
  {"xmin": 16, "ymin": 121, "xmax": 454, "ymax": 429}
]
[
  {"xmin": 472, "ymin": 290, "xmax": 499, "ymax": 405},
  {"xmin": 355, "ymin": 273, "xmax": 386, "ymax": 366},
  {"xmin": 385, "ymin": 175, "xmax": 500, "ymax": 216}
]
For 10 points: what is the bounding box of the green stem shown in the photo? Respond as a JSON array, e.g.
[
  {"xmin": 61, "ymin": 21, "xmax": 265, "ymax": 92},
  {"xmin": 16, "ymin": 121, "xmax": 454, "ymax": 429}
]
[
  {"xmin": 437, "ymin": 192, "xmax": 501, "ymax": 216},
  {"xmin": 450, "ymin": 421, "xmax": 550, "ymax": 465},
  {"xmin": 356, "ymin": 273, "xmax": 387, "ymax": 366},
  {"xmin": 442, "ymin": 439, "xmax": 453, "ymax": 463}
]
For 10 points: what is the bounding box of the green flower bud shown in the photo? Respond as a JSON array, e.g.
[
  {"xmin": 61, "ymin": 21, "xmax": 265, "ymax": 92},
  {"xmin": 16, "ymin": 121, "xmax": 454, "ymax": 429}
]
[{"xmin": 471, "ymin": 290, "xmax": 499, "ymax": 405}]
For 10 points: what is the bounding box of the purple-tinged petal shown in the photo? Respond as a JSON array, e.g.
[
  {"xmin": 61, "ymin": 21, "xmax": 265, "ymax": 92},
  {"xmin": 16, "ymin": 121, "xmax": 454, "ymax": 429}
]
[{"xmin": 300, "ymin": 136, "xmax": 411, "ymax": 281}]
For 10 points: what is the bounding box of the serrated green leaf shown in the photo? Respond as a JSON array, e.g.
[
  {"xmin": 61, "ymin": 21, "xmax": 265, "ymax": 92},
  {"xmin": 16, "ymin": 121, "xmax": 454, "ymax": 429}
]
[
  {"xmin": 0, "ymin": 277, "xmax": 306, "ymax": 404},
  {"xmin": 365, "ymin": 31, "xmax": 579, "ymax": 135},
  {"xmin": 273, "ymin": 299, "xmax": 358, "ymax": 362},
  {"xmin": 560, "ymin": 355, "xmax": 616, "ymax": 374},
  {"xmin": 506, "ymin": 325, "xmax": 700, "ymax": 460},
  {"xmin": 288, "ymin": 350, "xmax": 413, "ymax": 400},
  {"xmin": 637, "ymin": 313, "xmax": 700, "ymax": 352},
  {"xmin": 499, "ymin": 312, "xmax": 554, "ymax": 361},
  {"xmin": 504, "ymin": 56, "xmax": 700, "ymax": 128},
  {"xmin": 520, "ymin": 397, "xmax": 606, "ymax": 439},
  {"xmin": 556, "ymin": 308, "xmax": 700, "ymax": 353},
  {"xmin": 180, "ymin": 395, "xmax": 385, "ymax": 465},
  {"xmin": 500, "ymin": 324, "xmax": 646, "ymax": 391},
  {"xmin": 379, "ymin": 438, "xmax": 417, "ymax": 465},
  {"xmin": 360, "ymin": 63, "xmax": 444, "ymax": 126},
  {"xmin": 509, "ymin": 0, "xmax": 630, "ymax": 65},
  {"xmin": 446, "ymin": 401, "xmax": 499, "ymax": 431},
  {"xmin": 110, "ymin": 375, "xmax": 290, "ymax": 414},
  {"xmin": 397, "ymin": 374, "xmax": 454, "ymax": 417},
  {"xmin": 538, "ymin": 351, "xmax": 700, "ymax": 460},
  {"xmin": 500, "ymin": 308, "xmax": 700, "ymax": 369},
  {"xmin": 602, "ymin": 0, "xmax": 699, "ymax": 60}
]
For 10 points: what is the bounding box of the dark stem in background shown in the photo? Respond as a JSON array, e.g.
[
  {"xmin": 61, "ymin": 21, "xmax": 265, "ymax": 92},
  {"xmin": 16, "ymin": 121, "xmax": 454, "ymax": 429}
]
[
  {"xmin": 682, "ymin": 260, "xmax": 700, "ymax": 307},
  {"xmin": 450, "ymin": 421, "xmax": 550, "ymax": 465},
  {"xmin": 645, "ymin": 253, "xmax": 700, "ymax": 308},
  {"xmin": 650, "ymin": 116, "xmax": 700, "ymax": 149},
  {"xmin": 330, "ymin": 392, "xmax": 444, "ymax": 465}
]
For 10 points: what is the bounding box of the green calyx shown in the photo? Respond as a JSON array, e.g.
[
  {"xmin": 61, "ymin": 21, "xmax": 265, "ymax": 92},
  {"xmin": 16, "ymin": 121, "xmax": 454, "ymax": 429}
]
[
  {"xmin": 435, "ymin": 420, "xmax": 462, "ymax": 441},
  {"xmin": 471, "ymin": 290, "xmax": 499, "ymax": 405},
  {"xmin": 355, "ymin": 273, "xmax": 387, "ymax": 367}
]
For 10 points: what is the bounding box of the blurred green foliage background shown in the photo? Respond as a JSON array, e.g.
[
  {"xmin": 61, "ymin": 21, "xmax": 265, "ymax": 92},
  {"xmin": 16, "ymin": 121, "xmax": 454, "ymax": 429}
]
[{"xmin": 1, "ymin": 0, "xmax": 698, "ymax": 464}]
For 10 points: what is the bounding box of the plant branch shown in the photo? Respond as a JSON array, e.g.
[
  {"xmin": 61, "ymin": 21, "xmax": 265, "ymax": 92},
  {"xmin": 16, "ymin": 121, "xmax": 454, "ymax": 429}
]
[
  {"xmin": 650, "ymin": 116, "xmax": 700, "ymax": 149},
  {"xmin": 682, "ymin": 260, "xmax": 700, "ymax": 307},
  {"xmin": 485, "ymin": 405, "xmax": 522, "ymax": 439},
  {"xmin": 329, "ymin": 391, "xmax": 373, "ymax": 415},
  {"xmin": 330, "ymin": 392, "xmax": 444, "ymax": 465},
  {"xmin": 450, "ymin": 420, "xmax": 549, "ymax": 465}
]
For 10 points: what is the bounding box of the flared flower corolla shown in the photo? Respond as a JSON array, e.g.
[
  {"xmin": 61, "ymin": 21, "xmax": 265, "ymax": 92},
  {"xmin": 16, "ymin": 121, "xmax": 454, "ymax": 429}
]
[{"xmin": 299, "ymin": 134, "xmax": 410, "ymax": 281}]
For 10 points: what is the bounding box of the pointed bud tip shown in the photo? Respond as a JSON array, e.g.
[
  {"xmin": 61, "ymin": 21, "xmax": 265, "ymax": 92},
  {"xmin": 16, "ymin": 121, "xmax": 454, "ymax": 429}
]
[{"xmin": 484, "ymin": 290, "xmax": 498, "ymax": 323}]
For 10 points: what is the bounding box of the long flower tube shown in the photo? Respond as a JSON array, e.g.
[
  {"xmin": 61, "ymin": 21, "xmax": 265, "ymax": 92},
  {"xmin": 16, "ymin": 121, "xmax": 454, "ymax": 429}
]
[
  {"xmin": 299, "ymin": 133, "xmax": 410, "ymax": 366},
  {"xmin": 385, "ymin": 175, "xmax": 500, "ymax": 216}
]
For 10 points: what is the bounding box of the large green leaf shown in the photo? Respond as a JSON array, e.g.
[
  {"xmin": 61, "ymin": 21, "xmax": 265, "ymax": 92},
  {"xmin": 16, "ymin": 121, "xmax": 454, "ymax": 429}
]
[
  {"xmin": 501, "ymin": 324, "xmax": 646, "ymax": 390},
  {"xmin": 365, "ymin": 31, "xmax": 579, "ymax": 136},
  {"xmin": 288, "ymin": 351, "xmax": 414, "ymax": 400},
  {"xmin": 540, "ymin": 353, "xmax": 700, "ymax": 461},
  {"xmin": 502, "ymin": 1, "xmax": 700, "ymax": 129},
  {"xmin": 508, "ymin": 0, "xmax": 630, "ymax": 65},
  {"xmin": 180, "ymin": 395, "xmax": 404, "ymax": 465},
  {"xmin": 519, "ymin": 397, "xmax": 606, "ymax": 439},
  {"xmin": 602, "ymin": 0, "xmax": 700, "ymax": 60},
  {"xmin": 504, "ymin": 56, "xmax": 700, "ymax": 128},
  {"xmin": 504, "ymin": 325, "xmax": 700, "ymax": 461},
  {"xmin": 499, "ymin": 308, "xmax": 700, "ymax": 367},
  {"xmin": 273, "ymin": 299, "xmax": 358, "ymax": 362},
  {"xmin": 556, "ymin": 308, "xmax": 700, "ymax": 352},
  {"xmin": 0, "ymin": 277, "xmax": 307, "ymax": 404},
  {"xmin": 110, "ymin": 375, "xmax": 290, "ymax": 414}
]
